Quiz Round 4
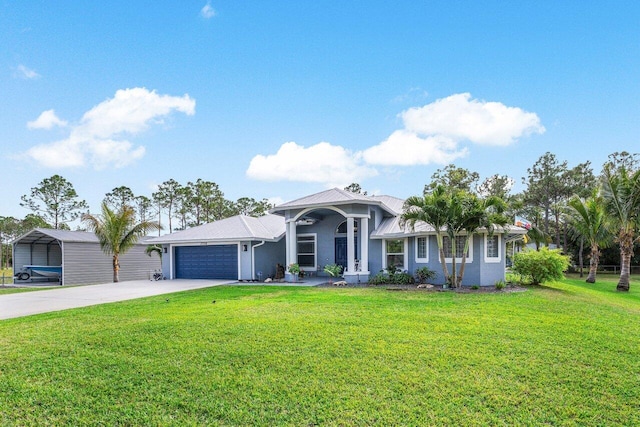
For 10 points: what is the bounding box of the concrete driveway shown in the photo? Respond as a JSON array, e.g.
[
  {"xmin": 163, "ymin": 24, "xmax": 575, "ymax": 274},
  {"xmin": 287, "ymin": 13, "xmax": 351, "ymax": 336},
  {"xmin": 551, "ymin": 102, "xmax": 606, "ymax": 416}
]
[{"xmin": 0, "ymin": 279, "xmax": 235, "ymax": 320}]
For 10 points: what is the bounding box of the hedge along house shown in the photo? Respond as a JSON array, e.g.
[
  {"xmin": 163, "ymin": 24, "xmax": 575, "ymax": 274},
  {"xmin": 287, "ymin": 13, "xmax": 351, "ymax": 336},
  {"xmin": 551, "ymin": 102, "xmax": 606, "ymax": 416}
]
[
  {"xmin": 12, "ymin": 228, "xmax": 161, "ymax": 286},
  {"xmin": 149, "ymin": 214, "xmax": 286, "ymax": 281},
  {"xmin": 269, "ymin": 188, "xmax": 528, "ymax": 286}
]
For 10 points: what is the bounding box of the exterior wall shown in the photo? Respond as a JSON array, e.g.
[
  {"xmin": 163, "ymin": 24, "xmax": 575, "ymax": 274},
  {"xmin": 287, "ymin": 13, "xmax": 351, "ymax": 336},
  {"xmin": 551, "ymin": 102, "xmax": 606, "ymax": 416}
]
[
  {"xmin": 479, "ymin": 234, "xmax": 507, "ymax": 286},
  {"xmin": 63, "ymin": 242, "xmax": 160, "ymax": 286},
  {"xmin": 161, "ymin": 245, "xmax": 171, "ymax": 279},
  {"xmin": 253, "ymin": 239, "xmax": 286, "ymax": 280},
  {"xmin": 406, "ymin": 234, "xmax": 505, "ymax": 286},
  {"xmin": 239, "ymin": 241, "xmax": 252, "ymax": 280}
]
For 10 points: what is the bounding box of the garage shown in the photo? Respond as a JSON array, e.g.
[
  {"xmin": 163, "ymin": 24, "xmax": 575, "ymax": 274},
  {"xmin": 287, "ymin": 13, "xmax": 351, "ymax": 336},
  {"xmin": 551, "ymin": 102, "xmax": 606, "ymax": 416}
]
[{"xmin": 174, "ymin": 245, "xmax": 238, "ymax": 280}]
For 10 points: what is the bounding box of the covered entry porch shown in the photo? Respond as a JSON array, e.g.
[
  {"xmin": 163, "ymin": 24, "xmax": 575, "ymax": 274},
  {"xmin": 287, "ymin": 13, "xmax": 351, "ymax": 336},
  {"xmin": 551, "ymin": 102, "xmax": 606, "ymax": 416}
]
[{"xmin": 283, "ymin": 206, "xmax": 371, "ymax": 284}]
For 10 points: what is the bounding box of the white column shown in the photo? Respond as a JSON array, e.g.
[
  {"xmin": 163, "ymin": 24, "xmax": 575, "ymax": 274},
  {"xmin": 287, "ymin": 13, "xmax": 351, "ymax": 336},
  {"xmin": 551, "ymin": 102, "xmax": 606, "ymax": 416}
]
[
  {"xmin": 360, "ymin": 216, "xmax": 369, "ymax": 272},
  {"xmin": 289, "ymin": 221, "xmax": 297, "ymax": 266},
  {"xmin": 285, "ymin": 224, "xmax": 291, "ymax": 266},
  {"xmin": 347, "ymin": 217, "xmax": 355, "ymax": 273}
]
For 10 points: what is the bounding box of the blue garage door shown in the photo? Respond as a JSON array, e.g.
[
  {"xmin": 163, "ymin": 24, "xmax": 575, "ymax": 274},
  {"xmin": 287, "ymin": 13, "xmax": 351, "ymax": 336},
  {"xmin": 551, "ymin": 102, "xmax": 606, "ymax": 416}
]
[{"xmin": 175, "ymin": 245, "xmax": 238, "ymax": 279}]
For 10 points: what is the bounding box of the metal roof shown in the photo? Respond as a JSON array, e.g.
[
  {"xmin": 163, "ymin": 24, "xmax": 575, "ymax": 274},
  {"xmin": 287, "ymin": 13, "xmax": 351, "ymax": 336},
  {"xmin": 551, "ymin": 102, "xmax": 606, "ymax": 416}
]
[
  {"xmin": 370, "ymin": 219, "xmax": 529, "ymax": 239},
  {"xmin": 270, "ymin": 188, "xmax": 401, "ymax": 215},
  {"xmin": 148, "ymin": 214, "xmax": 286, "ymax": 244},
  {"xmin": 13, "ymin": 228, "xmax": 158, "ymax": 245}
]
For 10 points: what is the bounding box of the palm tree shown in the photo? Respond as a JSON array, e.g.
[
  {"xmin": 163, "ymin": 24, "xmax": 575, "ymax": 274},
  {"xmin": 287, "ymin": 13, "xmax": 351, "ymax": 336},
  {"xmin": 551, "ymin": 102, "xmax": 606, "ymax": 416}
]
[
  {"xmin": 456, "ymin": 193, "xmax": 508, "ymax": 285},
  {"xmin": 401, "ymin": 185, "xmax": 452, "ymax": 285},
  {"xmin": 83, "ymin": 203, "xmax": 160, "ymax": 282},
  {"xmin": 567, "ymin": 191, "xmax": 611, "ymax": 283},
  {"xmin": 601, "ymin": 164, "xmax": 640, "ymax": 291}
]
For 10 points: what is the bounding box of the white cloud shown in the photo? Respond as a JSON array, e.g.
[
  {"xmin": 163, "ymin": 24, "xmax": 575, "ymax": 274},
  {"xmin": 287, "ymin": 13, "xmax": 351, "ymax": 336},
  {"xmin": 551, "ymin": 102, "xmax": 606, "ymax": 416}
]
[
  {"xmin": 27, "ymin": 109, "xmax": 68, "ymax": 130},
  {"xmin": 15, "ymin": 64, "xmax": 40, "ymax": 79},
  {"xmin": 362, "ymin": 130, "xmax": 467, "ymax": 166},
  {"xmin": 401, "ymin": 93, "xmax": 545, "ymax": 146},
  {"xmin": 23, "ymin": 87, "xmax": 195, "ymax": 169},
  {"xmin": 201, "ymin": 2, "xmax": 216, "ymax": 18},
  {"xmin": 246, "ymin": 141, "xmax": 377, "ymax": 187}
]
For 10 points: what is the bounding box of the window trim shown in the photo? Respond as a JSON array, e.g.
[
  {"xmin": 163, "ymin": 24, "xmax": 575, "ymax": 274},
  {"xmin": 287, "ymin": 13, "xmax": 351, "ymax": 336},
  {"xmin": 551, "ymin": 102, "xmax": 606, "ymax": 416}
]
[
  {"xmin": 296, "ymin": 233, "xmax": 317, "ymax": 270},
  {"xmin": 415, "ymin": 236, "xmax": 429, "ymax": 263},
  {"xmin": 484, "ymin": 233, "xmax": 502, "ymax": 263},
  {"xmin": 442, "ymin": 235, "xmax": 473, "ymax": 263},
  {"xmin": 383, "ymin": 238, "xmax": 408, "ymax": 271}
]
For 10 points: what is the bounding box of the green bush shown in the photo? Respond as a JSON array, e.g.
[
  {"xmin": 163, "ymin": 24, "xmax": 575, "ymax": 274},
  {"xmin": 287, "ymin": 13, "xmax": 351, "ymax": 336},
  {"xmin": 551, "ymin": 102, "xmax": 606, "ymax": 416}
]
[
  {"xmin": 494, "ymin": 280, "xmax": 505, "ymax": 290},
  {"xmin": 511, "ymin": 247, "xmax": 571, "ymax": 286},
  {"xmin": 414, "ymin": 266, "xmax": 437, "ymax": 284},
  {"xmin": 368, "ymin": 270, "xmax": 415, "ymax": 285}
]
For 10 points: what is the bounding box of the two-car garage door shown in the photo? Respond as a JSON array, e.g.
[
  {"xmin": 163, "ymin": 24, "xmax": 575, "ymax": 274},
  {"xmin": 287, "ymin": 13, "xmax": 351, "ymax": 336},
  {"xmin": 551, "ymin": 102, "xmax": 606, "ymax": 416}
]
[{"xmin": 174, "ymin": 245, "xmax": 238, "ymax": 280}]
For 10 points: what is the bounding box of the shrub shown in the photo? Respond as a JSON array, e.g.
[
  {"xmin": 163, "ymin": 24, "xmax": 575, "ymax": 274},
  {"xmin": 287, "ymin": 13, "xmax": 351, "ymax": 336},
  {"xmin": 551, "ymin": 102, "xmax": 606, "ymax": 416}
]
[
  {"xmin": 511, "ymin": 247, "xmax": 571, "ymax": 286},
  {"xmin": 471, "ymin": 285, "xmax": 480, "ymax": 290},
  {"xmin": 415, "ymin": 267, "xmax": 437, "ymax": 284},
  {"xmin": 367, "ymin": 270, "xmax": 415, "ymax": 285},
  {"xmin": 494, "ymin": 280, "xmax": 505, "ymax": 290},
  {"xmin": 323, "ymin": 264, "xmax": 343, "ymax": 278}
]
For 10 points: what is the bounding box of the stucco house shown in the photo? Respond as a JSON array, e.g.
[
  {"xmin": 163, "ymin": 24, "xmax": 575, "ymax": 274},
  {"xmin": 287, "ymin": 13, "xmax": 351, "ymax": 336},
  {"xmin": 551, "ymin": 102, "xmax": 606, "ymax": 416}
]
[{"xmin": 152, "ymin": 188, "xmax": 526, "ymax": 286}]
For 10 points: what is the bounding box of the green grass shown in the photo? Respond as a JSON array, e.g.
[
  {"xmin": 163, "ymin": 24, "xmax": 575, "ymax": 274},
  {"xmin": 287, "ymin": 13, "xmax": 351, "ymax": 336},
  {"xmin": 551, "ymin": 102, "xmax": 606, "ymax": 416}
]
[{"xmin": 1, "ymin": 277, "xmax": 639, "ymax": 425}]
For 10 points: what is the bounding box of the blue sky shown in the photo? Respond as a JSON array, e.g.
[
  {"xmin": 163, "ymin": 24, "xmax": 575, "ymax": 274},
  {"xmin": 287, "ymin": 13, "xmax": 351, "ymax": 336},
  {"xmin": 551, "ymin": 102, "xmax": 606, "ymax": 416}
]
[{"xmin": 1, "ymin": 1, "xmax": 638, "ymax": 222}]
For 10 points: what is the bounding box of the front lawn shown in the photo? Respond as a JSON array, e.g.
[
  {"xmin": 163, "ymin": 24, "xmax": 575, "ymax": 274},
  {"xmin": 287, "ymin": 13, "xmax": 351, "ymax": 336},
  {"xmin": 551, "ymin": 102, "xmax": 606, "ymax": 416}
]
[{"xmin": 0, "ymin": 277, "xmax": 638, "ymax": 425}]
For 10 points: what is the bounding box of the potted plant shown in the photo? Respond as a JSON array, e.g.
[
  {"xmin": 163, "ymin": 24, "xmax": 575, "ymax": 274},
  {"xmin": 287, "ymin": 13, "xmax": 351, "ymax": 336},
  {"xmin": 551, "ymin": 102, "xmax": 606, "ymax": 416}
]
[
  {"xmin": 288, "ymin": 263, "xmax": 301, "ymax": 282},
  {"xmin": 323, "ymin": 264, "xmax": 343, "ymax": 284}
]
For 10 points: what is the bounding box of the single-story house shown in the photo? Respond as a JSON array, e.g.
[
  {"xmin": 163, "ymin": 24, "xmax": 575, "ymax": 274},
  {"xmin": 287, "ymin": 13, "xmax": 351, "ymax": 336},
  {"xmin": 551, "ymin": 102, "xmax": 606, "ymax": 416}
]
[
  {"xmin": 152, "ymin": 188, "xmax": 527, "ymax": 286},
  {"xmin": 12, "ymin": 228, "xmax": 161, "ymax": 286}
]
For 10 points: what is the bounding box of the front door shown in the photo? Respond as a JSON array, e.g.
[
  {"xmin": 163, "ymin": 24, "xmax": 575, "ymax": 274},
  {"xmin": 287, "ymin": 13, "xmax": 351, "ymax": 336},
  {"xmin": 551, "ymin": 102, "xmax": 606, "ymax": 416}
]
[{"xmin": 335, "ymin": 237, "xmax": 358, "ymax": 270}]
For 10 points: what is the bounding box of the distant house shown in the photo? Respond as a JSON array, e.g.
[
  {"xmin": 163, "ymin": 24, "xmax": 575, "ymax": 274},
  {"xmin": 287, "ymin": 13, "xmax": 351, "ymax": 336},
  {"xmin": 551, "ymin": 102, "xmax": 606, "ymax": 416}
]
[
  {"xmin": 152, "ymin": 188, "xmax": 527, "ymax": 286},
  {"xmin": 12, "ymin": 228, "xmax": 160, "ymax": 286}
]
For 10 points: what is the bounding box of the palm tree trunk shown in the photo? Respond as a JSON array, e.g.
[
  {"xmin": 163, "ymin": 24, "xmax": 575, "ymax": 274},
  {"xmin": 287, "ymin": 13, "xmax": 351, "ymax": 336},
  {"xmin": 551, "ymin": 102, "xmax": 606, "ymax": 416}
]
[
  {"xmin": 586, "ymin": 243, "xmax": 598, "ymax": 283},
  {"xmin": 436, "ymin": 233, "xmax": 450, "ymax": 285},
  {"xmin": 617, "ymin": 233, "xmax": 632, "ymax": 291},
  {"xmin": 458, "ymin": 237, "xmax": 470, "ymax": 286},
  {"xmin": 113, "ymin": 254, "xmax": 120, "ymax": 283}
]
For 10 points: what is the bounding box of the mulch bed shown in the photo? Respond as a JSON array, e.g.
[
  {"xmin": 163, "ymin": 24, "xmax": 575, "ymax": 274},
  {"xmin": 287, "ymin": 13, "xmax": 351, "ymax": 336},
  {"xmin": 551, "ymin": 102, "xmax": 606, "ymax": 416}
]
[{"xmin": 315, "ymin": 282, "xmax": 527, "ymax": 293}]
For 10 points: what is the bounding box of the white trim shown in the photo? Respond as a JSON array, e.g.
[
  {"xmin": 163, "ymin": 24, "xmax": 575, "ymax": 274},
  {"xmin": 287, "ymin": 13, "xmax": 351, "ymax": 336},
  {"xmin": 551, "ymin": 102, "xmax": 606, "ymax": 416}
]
[
  {"xmin": 484, "ymin": 234, "xmax": 502, "ymax": 263},
  {"xmin": 414, "ymin": 236, "xmax": 429, "ymax": 263},
  {"xmin": 382, "ymin": 238, "xmax": 407, "ymax": 271},
  {"xmin": 296, "ymin": 233, "xmax": 317, "ymax": 270},
  {"xmin": 443, "ymin": 235, "xmax": 473, "ymax": 263},
  {"xmin": 170, "ymin": 241, "xmax": 241, "ymax": 279}
]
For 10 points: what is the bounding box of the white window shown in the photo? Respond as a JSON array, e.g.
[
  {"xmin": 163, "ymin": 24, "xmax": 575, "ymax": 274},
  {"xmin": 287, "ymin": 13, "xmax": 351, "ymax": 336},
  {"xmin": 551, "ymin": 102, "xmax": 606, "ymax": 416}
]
[
  {"xmin": 297, "ymin": 234, "xmax": 316, "ymax": 269},
  {"xmin": 442, "ymin": 235, "xmax": 473, "ymax": 262},
  {"xmin": 384, "ymin": 239, "xmax": 406, "ymax": 270},
  {"xmin": 415, "ymin": 236, "xmax": 429, "ymax": 262},
  {"xmin": 484, "ymin": 234, "xmax": 501, "ymax": 263}
]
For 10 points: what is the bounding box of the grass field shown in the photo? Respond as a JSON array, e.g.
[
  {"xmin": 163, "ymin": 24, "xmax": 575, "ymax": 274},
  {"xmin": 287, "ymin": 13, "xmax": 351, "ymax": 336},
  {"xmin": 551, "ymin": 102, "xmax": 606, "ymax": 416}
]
[{"xmin": 0, "ymin": 276, "xmax": 638, "ymax": 425}]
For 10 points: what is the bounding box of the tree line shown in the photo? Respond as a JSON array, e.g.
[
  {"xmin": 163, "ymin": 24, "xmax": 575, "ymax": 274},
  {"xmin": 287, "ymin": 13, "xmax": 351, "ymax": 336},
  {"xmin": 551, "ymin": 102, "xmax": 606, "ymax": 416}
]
[{"xmin": 0, "ymin": 176, "xmax": 273, "ymax": 268}]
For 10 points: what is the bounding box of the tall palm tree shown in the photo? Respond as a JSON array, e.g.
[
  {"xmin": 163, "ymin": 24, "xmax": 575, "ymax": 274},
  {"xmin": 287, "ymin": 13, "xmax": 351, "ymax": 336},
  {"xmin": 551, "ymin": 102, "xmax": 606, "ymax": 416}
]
[
  {"xmin": 83, "ymin": 203, "xmax": 160, "ymax": 282},
  {"xmin": 401, "ymin": 185, "xmax": 452, "ymax": 284},
  {"xmin": 601, "ymin": 164, "xmax": 640, "ymax": 291},
  {"xmin": 567, "ymin": 191, "xmax": 611, "ymax": 283},
  {"xmin": 456, "ymin": 193, "xmax": 508, "ymax": 285}
]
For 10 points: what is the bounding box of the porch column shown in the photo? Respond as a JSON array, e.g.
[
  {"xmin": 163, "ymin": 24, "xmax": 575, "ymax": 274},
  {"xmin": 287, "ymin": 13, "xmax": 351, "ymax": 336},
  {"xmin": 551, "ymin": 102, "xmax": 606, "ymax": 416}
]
[
  {"xmin": 347, "ymin": 217, "xmax": 355, "ymax": 273},
  {"xmin": 288, "ymin": 221, "xmax": 297, "ymax": 266},
  {"xmin": 360, "ymin": 216, "xmax": 369, "ymax": 272}
]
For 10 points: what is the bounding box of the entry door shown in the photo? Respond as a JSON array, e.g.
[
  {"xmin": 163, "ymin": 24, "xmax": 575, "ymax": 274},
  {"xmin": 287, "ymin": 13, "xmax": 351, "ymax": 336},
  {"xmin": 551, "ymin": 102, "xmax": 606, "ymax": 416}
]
[{"xmin": 335, "ymin": 237, "xmax": 358, "ymax": 270}]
